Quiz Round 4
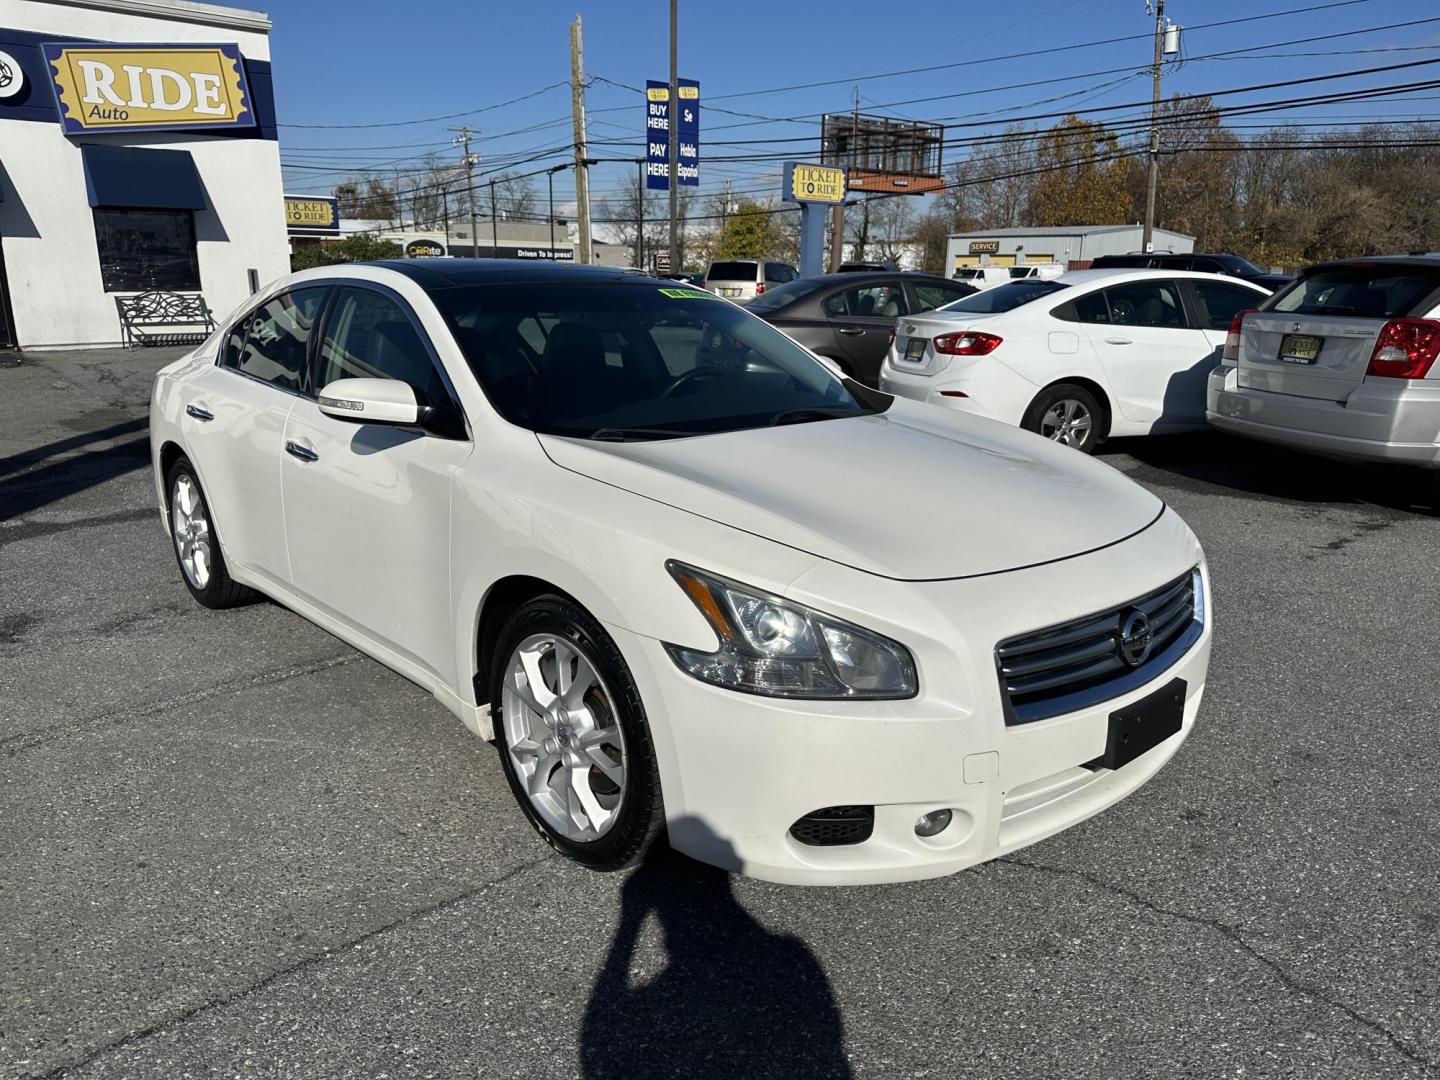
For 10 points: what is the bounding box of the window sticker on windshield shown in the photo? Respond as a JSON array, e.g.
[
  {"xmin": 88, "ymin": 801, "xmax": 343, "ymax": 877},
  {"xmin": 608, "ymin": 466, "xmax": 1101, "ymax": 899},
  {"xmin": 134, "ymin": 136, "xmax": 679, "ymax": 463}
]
[{"xmin": 658, "ymin": 287, "xmax": 721, "ymax": 300}]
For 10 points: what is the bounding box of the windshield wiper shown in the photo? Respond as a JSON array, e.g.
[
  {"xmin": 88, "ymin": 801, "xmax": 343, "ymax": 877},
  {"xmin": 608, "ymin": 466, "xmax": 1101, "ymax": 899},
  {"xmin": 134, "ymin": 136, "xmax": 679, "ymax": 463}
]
[
  {"xmin": 769, "ymin": 406, "xmax": 869, "ymax": 427},
  {"xmin": 587, "ymin": 426, "xmax": 700, "ymax": 442}
]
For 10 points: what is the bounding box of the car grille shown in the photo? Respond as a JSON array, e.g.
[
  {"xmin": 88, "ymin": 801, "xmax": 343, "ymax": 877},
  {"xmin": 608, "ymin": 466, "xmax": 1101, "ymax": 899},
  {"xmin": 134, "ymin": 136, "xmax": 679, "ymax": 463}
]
[{"xmin": 995, "ymin": 569, "xmax": 1203, "ymax": 724}]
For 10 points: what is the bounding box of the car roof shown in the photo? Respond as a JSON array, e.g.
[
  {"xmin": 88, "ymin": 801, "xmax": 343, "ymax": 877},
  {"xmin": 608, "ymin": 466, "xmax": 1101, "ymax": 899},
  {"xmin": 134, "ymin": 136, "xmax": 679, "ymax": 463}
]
[
  {"xmin": 361, "ymin": 258, "xmax": 650, "ymax": 289},
  {"xmin": 1055, "ymin": 268, "xmax": 1269, "ymax": 288},
  {"xmin": 1301, "ymin": 255, "xmax": 1440, "ymax": 274}
]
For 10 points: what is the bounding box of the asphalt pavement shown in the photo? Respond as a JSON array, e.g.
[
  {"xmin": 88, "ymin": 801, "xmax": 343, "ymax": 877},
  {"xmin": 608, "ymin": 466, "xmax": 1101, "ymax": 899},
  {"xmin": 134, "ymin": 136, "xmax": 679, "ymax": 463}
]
[{"xmin": 2, "ymin": 345, "xmax": 1438, "ymax": 1079}]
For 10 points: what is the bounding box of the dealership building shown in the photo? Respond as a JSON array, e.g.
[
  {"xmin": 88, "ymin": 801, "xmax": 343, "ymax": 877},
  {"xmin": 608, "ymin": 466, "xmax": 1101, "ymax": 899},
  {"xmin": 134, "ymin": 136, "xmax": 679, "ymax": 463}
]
[
  {"xmin": 946, "ymin": 225, "xmax": 1195, "ymax": 273},
  {"xmin": 0, "ymin": 0, "xmax": 288, "ymax": 349}
]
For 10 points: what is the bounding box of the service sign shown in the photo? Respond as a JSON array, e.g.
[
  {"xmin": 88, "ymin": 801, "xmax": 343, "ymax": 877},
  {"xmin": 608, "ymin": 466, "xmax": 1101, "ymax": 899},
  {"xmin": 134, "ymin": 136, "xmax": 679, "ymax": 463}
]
[
  {"xmin": 42, "ymin": 43, "xmax": 254, "ymax": 134},
  {"xmin": 783, "ymin": 162, "xmax": 847, "ymax": 205},
  {"xmin": 969, "ymin": 240, "xmax": 1000, "ymax": 255},
  {"xmin": 645, "ymin": 78, "xmax": 699, "ymax": 190},
  {"xmin": 284, "ymin": 195, "xmax": 340, "ymax": 235}
]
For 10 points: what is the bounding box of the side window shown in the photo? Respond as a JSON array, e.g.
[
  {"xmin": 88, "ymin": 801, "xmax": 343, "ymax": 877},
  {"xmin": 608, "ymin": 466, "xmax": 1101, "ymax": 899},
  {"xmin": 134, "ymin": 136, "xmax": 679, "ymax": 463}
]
[
  {"xmin": 1103, "ymin": 280, "xmax": 1186, "ymax": 329},
  {"xmin": 911, "ymin": 282, "xmax": 974, "ymax": 312},
  {"xmin": 1191, "ymin": 280, "xmax": 1262, "ymax": 331},
  {"xmin": 230, "ymin": 287, "xmax": 328, "ymax": 392},
  {"xmin": 824, "ymin": 284, "xmax": 909, "ymax": 318},
  {"xmin": 764, "ymin": 263, "xmax": 783, "ymax": 283},
  {"xmin": 316, "ymin": 288, "xmax": 452, "ymax": 407},
  {"xmin": 221, "ymin": 314, "xmax": 249, "ymax": 369},
  {"xmin": 1056, "ymin": 290, "xmax": 1111, "ymax": 324}
]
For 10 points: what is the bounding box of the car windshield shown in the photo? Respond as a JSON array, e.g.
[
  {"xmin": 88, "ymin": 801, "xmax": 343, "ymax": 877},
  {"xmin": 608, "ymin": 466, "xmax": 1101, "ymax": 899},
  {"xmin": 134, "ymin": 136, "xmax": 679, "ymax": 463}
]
[
  {"xmin": 744, "ymin": 278, "xmax": 826, "ymax": 312},
  {"xmin": 941, "ymin": 279, "xmax": 1069, "ymax": 314},
  {"xmin": 1268, "ymin": 266, "xmax": 1440, "ymax": 319},
  {"xmin": 706, "ymin": 261, "xmax": 757, "ymax": 282},
  {"xmin": 433, "ymin": 282, "xmax": 886, "ymax": 440}
]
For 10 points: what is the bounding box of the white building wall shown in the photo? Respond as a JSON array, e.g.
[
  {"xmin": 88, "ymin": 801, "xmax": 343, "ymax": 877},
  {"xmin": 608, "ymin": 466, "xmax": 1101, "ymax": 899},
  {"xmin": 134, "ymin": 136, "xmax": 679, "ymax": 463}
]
[{"xmin": 2, "ymin": 0, "xmax": 288, "ymax": 347}]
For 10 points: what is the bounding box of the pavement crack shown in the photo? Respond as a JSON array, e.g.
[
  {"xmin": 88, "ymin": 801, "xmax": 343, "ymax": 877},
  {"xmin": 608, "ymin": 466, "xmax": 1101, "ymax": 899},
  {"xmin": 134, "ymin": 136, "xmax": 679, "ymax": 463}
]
[
  {"xmin": 996, "ymin": 855, "xmax": 1433, "ymax": 1070},
  {"xmin": 32, "ymin": 856, "xmax": 552, "ymax": 1079},
  {"xmin": 1, "ymin": 653, "xmax": 364, "ymax": 755}
]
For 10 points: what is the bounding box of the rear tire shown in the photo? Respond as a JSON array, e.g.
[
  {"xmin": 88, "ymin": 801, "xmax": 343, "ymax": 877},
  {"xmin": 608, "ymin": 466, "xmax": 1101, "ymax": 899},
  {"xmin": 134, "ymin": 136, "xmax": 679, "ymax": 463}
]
[
  {"xmin": 489, "ymin": 595, "xmax": 664, "ymax": 871},
  {"xmin": 1022, "ymin": 383, "xmax": 1103, "ymax": 454},
  {"xmin": 165, "ymin": 456, "xmax": 256, "ymax": 609}
]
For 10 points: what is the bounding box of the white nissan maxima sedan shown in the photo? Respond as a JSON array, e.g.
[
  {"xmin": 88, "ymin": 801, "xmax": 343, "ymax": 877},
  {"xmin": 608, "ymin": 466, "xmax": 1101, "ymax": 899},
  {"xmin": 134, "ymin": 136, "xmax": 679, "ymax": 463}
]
[
  {"xmin": 880, "ymin": 270, "xmax": 1270, "ymax": 453},
  {"xmin": 149, "ymin": 260, "xmax": 1211, "ymax": 885}
]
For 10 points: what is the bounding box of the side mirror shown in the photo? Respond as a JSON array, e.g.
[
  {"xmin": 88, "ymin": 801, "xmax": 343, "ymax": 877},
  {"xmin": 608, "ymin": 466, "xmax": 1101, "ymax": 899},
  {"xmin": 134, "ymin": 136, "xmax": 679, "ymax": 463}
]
[{"xmin": 317, "ymin": 378, "xmax": 421, "ymax": 426}]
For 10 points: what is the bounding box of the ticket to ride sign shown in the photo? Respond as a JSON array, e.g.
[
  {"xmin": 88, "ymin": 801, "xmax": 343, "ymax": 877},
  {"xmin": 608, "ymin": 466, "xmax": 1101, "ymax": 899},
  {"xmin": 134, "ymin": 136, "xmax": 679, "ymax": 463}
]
[
  {"xmin": 784, "ymin": 162, "xmax": 847, "ymax": 205},
  {"xmin": 284, "ymin": 196, "xmax": 340, "ymax": 235},
  {"xmin": 42, "ymin": 43, "xmax": 254, "ymax": 134}
]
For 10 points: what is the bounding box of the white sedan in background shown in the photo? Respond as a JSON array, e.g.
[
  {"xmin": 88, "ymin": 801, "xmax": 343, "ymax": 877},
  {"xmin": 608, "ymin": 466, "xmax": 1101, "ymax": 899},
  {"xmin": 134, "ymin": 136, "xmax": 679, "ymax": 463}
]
[
  {"xmin": 150, "ymin": 260, "xmax": 1210, "ymax": 885},
  {"xmin": 880, "ymin": 270, "xmax": 1270, "ymax": 453}
]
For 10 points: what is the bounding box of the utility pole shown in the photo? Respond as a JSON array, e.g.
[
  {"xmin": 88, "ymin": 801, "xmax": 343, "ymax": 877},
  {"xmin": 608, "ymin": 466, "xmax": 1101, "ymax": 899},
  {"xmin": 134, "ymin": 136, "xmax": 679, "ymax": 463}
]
[
  {"xmin": 450, "ymin": 126, "xmax": 479, "ymax": 257},
  {"xmin": 570, "ymin": 16, "xmax": 593, "ymax": 264},
  {"xmin": 1142, "ymin": 0, "xmax": 1166, "ymax": 254},
  {"xmin": 490, "ymin": 180, "xmax": 499, "ymax": 257},
  {"xmin": 667, "ymin": 0, "xmax": 679, "ymax": 274},
  {"xmin": 636, "ymin": 159, "xmax": 645, "ymax": 270}
]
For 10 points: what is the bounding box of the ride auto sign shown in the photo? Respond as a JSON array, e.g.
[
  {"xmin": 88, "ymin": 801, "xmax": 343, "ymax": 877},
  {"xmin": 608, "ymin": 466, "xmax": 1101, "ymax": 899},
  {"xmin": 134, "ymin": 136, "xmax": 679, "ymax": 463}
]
[
  {"xmin": 41, "ymin": 43, "xmax": 254, "ymax": 134},
  {"xmin": 645, "ymin": 78, "xmax": 699, "ymax": 190},
  {"xmin": 783, "ymin": 162, "xmax": 848, "ymax": 205}
]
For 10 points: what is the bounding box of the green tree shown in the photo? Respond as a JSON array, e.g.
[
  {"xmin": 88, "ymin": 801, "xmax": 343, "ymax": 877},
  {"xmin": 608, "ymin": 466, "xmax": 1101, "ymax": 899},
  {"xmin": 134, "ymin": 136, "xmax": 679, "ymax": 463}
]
[
  {"xmin": 1029, "ymin": 115, "xmax": 1134, "ymax": 226},
  {"xmin": 712, "ymin": 201, "xmax": 789, "ymax": 260},
  {"xmin": 290, "ymin": 233, "xmax": 402, "ymax": 273}
]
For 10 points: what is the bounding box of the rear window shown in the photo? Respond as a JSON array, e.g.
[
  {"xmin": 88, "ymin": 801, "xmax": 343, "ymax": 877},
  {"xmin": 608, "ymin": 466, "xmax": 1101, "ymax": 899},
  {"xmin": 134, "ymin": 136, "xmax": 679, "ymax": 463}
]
[
  {"xmin": 745, "ymin": 278, "xmax": 824, "ymax": 312},
  {"xmin": 1270, "ymin": 267, "xmax": 1440, "ymax": 319},
  {"xmin": 707, "ymin": 261, "xmax": 758, "ymax": 283},
  {"xmin": 943, "ymin": 280, "xmax": 1068, "ymax": 314}
]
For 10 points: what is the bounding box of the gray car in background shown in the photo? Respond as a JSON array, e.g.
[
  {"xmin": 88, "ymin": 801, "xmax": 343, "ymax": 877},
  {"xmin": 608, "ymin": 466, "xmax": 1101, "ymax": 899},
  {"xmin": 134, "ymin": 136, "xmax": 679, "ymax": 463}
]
[
  {"xmin": 745, "ymin": 272, "xmax": 976, "ymax": 385},
  {"xmin": 1208, "ymin": 255, "xmax": 1440, "ymax": 474}
]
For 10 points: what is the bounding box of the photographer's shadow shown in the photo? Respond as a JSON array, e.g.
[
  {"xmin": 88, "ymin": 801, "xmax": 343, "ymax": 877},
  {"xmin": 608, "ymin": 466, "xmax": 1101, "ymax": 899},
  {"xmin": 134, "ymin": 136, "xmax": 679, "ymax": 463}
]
[{"xmin": 580, "ymin": 819, "xmax": 852, "ymax": 1080}]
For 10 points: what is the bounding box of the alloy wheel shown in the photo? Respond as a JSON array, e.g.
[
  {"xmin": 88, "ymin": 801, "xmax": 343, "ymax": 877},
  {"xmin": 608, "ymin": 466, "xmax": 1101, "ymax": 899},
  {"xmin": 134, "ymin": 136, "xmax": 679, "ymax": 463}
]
[
  {"xmin": 171, "ymin": 473, "xmax": 213, "ymax": 589},
  {"xmin": 1039, "ymin": 398, "xmax": 1093, "ymax": 448},
  {"xmin": 502, "ymin": 634, "xmax": 628, "ymax": 842}
]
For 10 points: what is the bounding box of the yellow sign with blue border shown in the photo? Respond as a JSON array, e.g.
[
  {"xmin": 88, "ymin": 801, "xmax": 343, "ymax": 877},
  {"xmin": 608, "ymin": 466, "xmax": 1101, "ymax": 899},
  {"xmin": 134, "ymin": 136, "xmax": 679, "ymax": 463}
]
[
  {"xmin": 284, "ymin": 195, "xmax": 340, "ymax": 234},
  {"xmin": 784, "ymin": 163, "xmax": 847, "ymax": 205},
  {"xmin": 42, "ymin": 43, "xmax": 253, "ymax": 134}
]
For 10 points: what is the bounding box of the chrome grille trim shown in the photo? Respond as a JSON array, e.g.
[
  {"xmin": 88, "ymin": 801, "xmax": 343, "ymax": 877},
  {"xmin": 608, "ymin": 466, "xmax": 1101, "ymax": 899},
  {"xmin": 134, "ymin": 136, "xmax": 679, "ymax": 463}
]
[{"xmin": 996, "ymin": 568, "xmax": 1204, "ymax": 724}]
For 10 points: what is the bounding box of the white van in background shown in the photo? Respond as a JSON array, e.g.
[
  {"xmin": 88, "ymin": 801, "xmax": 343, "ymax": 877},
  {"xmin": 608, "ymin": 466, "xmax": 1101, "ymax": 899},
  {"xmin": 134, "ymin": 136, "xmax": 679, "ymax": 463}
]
[{"xmin": 952, "ymin": 265, "xmax": 1063, "ymax": 291}]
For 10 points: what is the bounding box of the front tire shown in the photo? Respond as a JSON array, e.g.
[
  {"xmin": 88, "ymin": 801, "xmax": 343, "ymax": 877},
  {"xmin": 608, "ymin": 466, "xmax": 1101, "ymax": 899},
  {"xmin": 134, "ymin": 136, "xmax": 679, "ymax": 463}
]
[
  {"xmin": 1022, "ymin": 383, "xmax": 1103, "ymax": 454},
  {"xmin": 489, "ymin": 595, "xmax": 663, "ymax": 870},
  {"xmin": 165, "ymin": 456, "xmax": 255, "ymax": 609}
]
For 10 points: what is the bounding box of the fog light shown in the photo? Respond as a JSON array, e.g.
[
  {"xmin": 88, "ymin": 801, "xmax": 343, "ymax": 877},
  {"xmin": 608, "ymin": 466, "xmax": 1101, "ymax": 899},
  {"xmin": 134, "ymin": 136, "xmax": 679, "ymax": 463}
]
[{"xmin": 914, "ymin": 809, "xmax": 952, "ymax": 837}]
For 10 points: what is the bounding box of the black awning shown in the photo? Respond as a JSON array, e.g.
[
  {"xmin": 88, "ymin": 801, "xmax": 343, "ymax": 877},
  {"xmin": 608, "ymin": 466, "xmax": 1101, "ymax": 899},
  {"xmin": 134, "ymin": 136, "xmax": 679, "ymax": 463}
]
[{"xmin": 81, "ymin": 145, "xmax": 206, "ymax": 210}]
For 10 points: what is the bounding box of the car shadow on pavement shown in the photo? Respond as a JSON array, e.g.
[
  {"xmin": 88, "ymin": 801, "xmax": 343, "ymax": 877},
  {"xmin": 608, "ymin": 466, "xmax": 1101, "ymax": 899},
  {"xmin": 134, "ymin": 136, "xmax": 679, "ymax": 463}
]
[
  {"xmin": 0, "ymin": 428, "xmax": 150, "ymax": 521},
  {"xmin": 580, "ymin": 822, "xmax": 852, "ymax": 1080},
  {"xmin": 1098, "ymin": 431, "xmax": 1440, "ymax": 516}
]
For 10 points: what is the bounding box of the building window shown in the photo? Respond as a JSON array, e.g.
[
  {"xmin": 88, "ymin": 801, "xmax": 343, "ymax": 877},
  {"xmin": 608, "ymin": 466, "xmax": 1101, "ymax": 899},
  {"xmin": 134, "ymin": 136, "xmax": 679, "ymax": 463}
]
[{"xmin": 93, "ymin": 209, "xmax": 200, "ymax": 293}]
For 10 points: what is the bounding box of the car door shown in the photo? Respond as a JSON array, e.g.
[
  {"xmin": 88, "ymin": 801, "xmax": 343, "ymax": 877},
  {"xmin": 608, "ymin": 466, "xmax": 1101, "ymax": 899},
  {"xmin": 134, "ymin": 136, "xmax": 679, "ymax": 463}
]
[
  {"xmin": 1077, "ymin": 278, "xmax": 1214, "ymax": 428},
  {"xmin": 280, "ymin": 284, "xmax": 473, "ymax": 684},
  {"xmin": 181, "ymin": 286, "xmax": 330, "ymax": 584},
  {"xmin": 824, "ymin": 280, "xmax": 909, "ymax": 384}
]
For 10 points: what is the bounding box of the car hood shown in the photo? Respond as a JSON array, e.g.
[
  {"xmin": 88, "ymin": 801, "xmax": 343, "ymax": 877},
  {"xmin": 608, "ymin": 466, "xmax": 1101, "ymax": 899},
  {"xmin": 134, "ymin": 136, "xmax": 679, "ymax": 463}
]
[{"xmin": 537, "ymin": 399, "xmax": 1164, "ymax": 581}]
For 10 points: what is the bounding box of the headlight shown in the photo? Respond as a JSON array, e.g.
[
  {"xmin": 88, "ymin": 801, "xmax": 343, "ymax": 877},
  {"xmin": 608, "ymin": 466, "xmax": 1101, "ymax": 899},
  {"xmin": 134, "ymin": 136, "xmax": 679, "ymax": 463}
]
[{"xmin": 663, "ymin": 562, "xmax": 917, "ymax": 699}]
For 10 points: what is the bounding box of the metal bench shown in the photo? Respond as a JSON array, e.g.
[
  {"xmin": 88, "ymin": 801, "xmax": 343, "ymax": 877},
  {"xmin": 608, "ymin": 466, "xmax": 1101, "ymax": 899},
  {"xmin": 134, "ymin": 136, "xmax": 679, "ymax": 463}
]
[{"xmin": 115, "ymin": 292, "xmax": 216, "ymax": 347}]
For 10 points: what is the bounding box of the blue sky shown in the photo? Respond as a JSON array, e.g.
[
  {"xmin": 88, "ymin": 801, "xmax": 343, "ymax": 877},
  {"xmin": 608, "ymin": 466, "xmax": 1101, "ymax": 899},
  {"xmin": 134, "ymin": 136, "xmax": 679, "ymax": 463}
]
[{"xmin": 267, "ymin": 0, "xmax": 1440, "ymax": 227}]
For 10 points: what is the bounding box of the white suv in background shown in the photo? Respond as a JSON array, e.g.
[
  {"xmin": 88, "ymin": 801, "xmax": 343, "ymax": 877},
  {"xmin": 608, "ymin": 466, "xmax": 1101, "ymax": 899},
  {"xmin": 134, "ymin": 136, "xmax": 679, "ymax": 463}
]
[
  {"xmin": 1208, "ymin": 257, "xmax": 1440, "ymax": 475},
  {"xmin": 703, "ymin": 259, "xmax": 799, "ymax": 301}
]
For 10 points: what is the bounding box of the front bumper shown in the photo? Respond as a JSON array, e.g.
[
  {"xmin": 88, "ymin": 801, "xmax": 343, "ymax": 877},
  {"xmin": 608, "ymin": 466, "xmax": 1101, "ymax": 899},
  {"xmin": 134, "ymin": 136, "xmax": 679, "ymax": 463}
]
[
  {"xmin": 608, "ymin": 509, "xmax": 1210, "ymax": 886},
  {"xmin": 1207, "ymin": 365, "xmax": 1440, "ymax": 467}
]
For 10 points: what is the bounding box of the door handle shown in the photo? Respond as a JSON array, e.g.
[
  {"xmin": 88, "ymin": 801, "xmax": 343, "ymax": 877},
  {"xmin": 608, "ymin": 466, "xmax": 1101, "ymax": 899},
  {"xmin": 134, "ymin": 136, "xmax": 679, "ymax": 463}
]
[
  {"xmin": 838, "ymin": 328, "xmax": 865, "ymax": 336},
  {"xmin": 1104, "ymin": 337, "xmax": 1133, "ymax": 345},
  {"xmin": 185, "ymin": 404, "xmax": 214, "ymax": 421},
  {"xmin": 285, "ymin": 440, "xmax": 319, "ymax": 463}
]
